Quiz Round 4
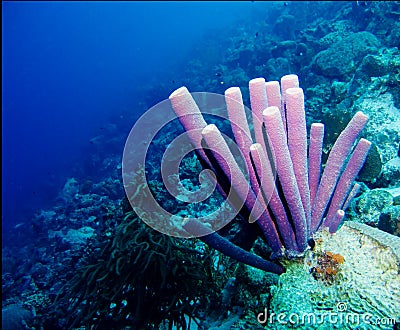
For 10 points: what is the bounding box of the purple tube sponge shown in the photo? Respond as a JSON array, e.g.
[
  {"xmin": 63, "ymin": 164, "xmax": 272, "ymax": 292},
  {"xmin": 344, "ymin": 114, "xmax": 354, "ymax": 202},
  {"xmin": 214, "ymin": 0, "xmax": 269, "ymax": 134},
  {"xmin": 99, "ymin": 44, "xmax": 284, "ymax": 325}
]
[
  {"xmin": 169, "ymin": 74, "xmax": 370, "ymax": 272},
  {"xmin": 182, "ymin": 217, "xmax": 285, "ymax": 275}
]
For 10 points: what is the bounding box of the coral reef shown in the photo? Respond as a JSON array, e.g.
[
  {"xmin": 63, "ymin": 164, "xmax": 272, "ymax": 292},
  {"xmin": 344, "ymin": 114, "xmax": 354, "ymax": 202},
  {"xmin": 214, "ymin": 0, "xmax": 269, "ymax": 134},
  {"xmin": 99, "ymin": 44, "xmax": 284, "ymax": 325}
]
[{"xmin": 3, "ymin": 2, "xmax": 400, "ymax": 329}]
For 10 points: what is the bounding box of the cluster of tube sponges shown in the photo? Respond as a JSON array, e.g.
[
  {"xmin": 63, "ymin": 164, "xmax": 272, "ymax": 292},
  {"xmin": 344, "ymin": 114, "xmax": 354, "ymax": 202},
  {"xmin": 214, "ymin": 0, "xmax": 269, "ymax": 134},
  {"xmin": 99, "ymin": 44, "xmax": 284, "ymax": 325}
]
[{"xmin": 169, "ymin": 75, "xmax": 370, "ymax": 273}]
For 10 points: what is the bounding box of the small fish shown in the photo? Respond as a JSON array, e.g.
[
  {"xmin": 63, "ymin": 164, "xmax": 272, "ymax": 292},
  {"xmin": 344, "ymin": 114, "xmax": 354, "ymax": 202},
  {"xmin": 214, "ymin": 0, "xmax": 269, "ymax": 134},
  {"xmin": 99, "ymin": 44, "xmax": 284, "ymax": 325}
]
[
  {"xmin": 255, "ymin": 32, "xmax": 259, "ymax": 37},
  {"xmin": 215, "ymin": 72, "xmax": 222, "ymax": 77},
  {"xmin": 14, "ymin": 223, "xmax": 25, "ymax": 229}
]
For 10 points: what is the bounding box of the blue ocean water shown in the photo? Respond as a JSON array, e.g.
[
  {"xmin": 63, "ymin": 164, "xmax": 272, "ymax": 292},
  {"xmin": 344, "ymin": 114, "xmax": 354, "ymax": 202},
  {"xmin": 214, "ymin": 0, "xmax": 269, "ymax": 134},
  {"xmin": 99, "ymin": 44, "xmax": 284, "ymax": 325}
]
[{"xmin": 2, "ymin": 1, "xmax": 258, "ymax": 240}]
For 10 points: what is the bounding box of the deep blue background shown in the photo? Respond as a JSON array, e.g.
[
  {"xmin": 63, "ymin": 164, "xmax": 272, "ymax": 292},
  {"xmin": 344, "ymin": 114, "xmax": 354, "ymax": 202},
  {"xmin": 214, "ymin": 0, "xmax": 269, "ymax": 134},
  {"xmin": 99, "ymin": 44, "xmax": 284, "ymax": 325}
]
[{"xmin": 2, "ymin": 1, "xmax": 260, "ymax": 235}]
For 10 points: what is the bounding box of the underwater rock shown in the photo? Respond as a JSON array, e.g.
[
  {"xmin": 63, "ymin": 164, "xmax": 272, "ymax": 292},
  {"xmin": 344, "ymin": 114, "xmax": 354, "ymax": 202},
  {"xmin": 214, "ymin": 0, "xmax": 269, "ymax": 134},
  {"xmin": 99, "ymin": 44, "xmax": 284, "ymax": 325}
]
[
  {"xmin": 2, "ymin": 304, "xmax": 32, "ymax": 330},
  {"xmin": 360, "ymin": 54, "xmax": 390, "ymax": 77},
  {"xmin": 357, "ymin": 143, "xmax": 382, "ymax": 183},
  {"xmin": 354, "ymin": 91, "xmax": 400, "ymax": 164},
  {"xmin": 378, "ymin": 205, "xmax": 400, "ymax": 236},
  {"xmin": 318, "ymin": 20, "xmax": 355, "ymax": 48},
  {"xmin": 272, "ymin": 14, "xmax": 296, "ymax": 40},
  {"xmin": 312, "ymin": 31, "xmax": 380, "ymax": 80},
  {"xmin": 348, "ymin": 48, "xmax": 400, "ymax": 101},
  {"xmin": 60, "ymin": 178, "xmax": 79, "ymax": 200},
  {"xmin": 263, "ymin": 222, "xmax": 400, "ymax": 329},
  {"xmin": 356, "ymin": 189, "xmax": 393, "ymax": 226},
  {"xmin": 387, "ymin": 27, "xmax": 400, "ymax": 48},
  {"xmin": 264, "ymin": 57, "xmax": 292, "ymax": 80},
  {"xmin": 271, "ymin": 40, "xmax": 297, "ymax": 58},
  {"xmin": 239, "ymin": 260, "xmax": 279, "ymax": 295},
  {"xmin": 330, "ymin": 81, "xmax": 348, "ymax": 104},
  {"xmin": 380, "ymin": 187, "xmax": 400, "ymax": 205},
  {"xmin": 48, "ymin": 226, "xmax": 95, "ymax": 248},
  {"xmin": 381, "ymin": 156, "xmax": 400, "ymax": 189}
]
